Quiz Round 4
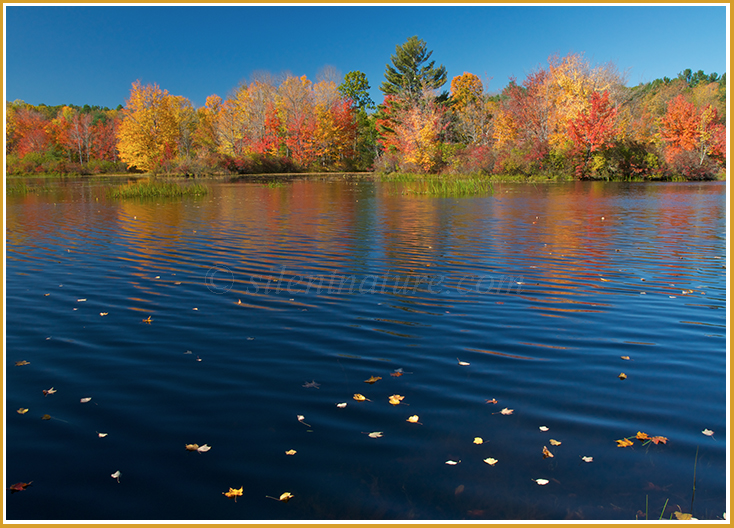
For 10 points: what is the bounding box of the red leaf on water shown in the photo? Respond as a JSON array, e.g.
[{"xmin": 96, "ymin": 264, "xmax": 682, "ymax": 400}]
[{"xmin": 8, "ymin": 481, "xmax": 33, "ymax": 492}]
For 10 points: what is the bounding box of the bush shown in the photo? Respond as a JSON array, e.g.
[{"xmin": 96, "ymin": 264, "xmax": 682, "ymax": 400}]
[{"xmin": 218, "ymin": 153, "xmax": 302, "ymax": 175}]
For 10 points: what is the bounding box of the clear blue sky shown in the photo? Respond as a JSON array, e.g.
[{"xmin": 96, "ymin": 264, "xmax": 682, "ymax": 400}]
[{"xmin": 4, "ymin": 5, "xmax": 728, "ymax": 109}]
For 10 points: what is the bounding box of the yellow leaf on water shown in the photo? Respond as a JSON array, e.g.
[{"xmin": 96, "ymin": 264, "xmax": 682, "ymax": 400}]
[
  {"xmin": 368, "ymin": 431, "xmax": 383, "ymax": 438},
  {"xmin": 473, "ymin": 437, "xmax": 483, "ymax": 444},
  {"xmin": 42, "ymin": 414, "xmax": 51, "ymax": 420},
  {"xmin": 17, "ymin": 408, "xmax": 29, "ymax": 414},
  {"xmin": 542, "ymin": 446, "xmax": 554, "ymax": 459},
  {"xmin": 407, "ymin": 415, "xmax": 421, "ymax": 424},
  {"xmin": 636, "ymin": 431, "xmax": 649, "ymax": 441},
  {"xmin": 616, "ymin": 438, "xmax": 634, "ymax": 447},
  {"xmin": 618, "ymin": 373, "xmax": 627, "ymax": 380},
  {"xmin": 15, "ymin": 360, "xmax": 30, "ymax": 366},
  {"xmin": 483, "ymin": 457, "xmax": 498, "ymax": 466},
  {"xmin": 364, "ymin": 376, "xmax": 382, "ymax": 384},
  {"xmin": 223, "ymin": 486, "xmax": 243, "ymax": 502},
  {"xmin": 353, "ymin": 394, "xmax": 370, "ymax": 401},
  {"xmin": 457, "ymin": 358, "xmax": 470, "ymax": 366},
  {"xmin": 549, "ymin": 439, "xmax": 562, "ymax": 446},
  {"xmin": 621, "ymin": 356, "xmax": 630, "ymax": 360},
  {"xmin": 388, "ymin": 394, "xmax": 405, "ymax": 405},
  {"xmin": 279, "ymin": 492, "xmax": 294, "ymax": 502},
  {"xmin": 285, "ymin": 449, "xmax": 297, "ymax": 455},
  {"xmin": 499, "ymin": 408, "xmax": 513, "ymax": 415},
  {"xmin": 185, "ymin": 444, "xmax": 199, "ymax": 451},
  {"xmin": 143, "ymin": 316, "xmax": 153, "ymax": 324},
  {"xmin": 673, "ymin": 512, "xmax": 693, "ymax": 520}
]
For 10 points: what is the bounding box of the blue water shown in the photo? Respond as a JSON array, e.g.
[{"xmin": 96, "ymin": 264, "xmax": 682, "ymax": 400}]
[{"xmin": 5, "ymin": 179, "xmax": 728, "ymax": 520}]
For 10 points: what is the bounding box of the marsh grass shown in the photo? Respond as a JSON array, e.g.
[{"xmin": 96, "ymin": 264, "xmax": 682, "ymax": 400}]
[
  {"xmin": 380, "ymin": 173, "xmax": 493, "ymax": 197},
  {"xmin": 5, "ymin": 182, "xmax": 54, "ymax": 194},
  {"xmin": 108, "ymin": 180, "xmax": 209, "ymax": 199}
]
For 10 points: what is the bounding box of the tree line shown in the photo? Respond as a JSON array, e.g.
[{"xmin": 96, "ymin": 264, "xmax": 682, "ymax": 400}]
[{"xmin": 5, "ymin": 36, "xmax": 727, "ymax": 180}]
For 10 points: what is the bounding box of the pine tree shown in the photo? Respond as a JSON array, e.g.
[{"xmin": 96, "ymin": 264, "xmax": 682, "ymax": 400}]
[{"xmin": 380, "ymin": 36, "xmax": 447, "ymax": 101}]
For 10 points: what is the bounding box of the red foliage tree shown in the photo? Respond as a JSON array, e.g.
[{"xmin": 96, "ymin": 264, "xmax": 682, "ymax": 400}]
[{"xmin": 568, "ymin": 91, "xmax": 618, "ymax": 177}]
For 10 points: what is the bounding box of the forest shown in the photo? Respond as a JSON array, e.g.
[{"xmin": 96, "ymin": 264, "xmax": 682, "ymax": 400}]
[{"xmin": 5, "ymin": 36, "xmax": 727, "ymax": 181}]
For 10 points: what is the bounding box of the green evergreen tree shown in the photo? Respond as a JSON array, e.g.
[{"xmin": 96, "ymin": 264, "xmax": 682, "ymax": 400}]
[
  {"xmin": 338, "ymin": 71, "xmax": 374, "ymax": 111},
  {"xmin": 380, "ymin": 36, "xmax": 447, "ymax": 101}
]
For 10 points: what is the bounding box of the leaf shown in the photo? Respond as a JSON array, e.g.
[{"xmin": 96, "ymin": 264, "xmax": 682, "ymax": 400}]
[
  {"xmin": 297, "ymin": 415, "xmax": 311, "ymax": 426},
  {"xmin": 336, "ymin": 402, "xmax": 347, "ymax": 408},
  {"xmin": 285, "ymin": 449, "xmax": 297, "ymax": 455},
  {"xmin": 483, "ymin": 458, "xmax": 498, "ymax": 466},
  {"xmin": 673, "ymin": 512, "xmax": 693, "ymax": 520},
  {"xmin": 636, "ymin": 431, "xmax": 649, "ymax": 441},
  {"xmin": 581, "ymin": 456, "xmax": 593, "ymax": 463},
  {"xmin": 77, "ymin": 298, "xmax": 87, "ymax": 302},
  {"xmin": 485, "ymin": 398, "xmax": 498, "ymax": 404},
  {"xmin": 368, "ymin": 431, "xmax": 383, "ymax": 438},
  {"xmin": 43, "ymin": 387, "xmax": 56, "ymax": 396},
  {"xmin": 539, "ymin": 426, "xmax": 549, "ymax": 432},
  {"xmin": 542, "ymin": 446, "xmax": 554, "ymax": 459},
  {"xmin": 616, "ymin": 438, "xmax": 634, "ymax": 447},
  {"xmin": 98, "ymin": 432, "xmax": 108, "ymax": 438},
  {"xmin": 534, "ymin": 479, "xmax": 549, "ymax": 485},
  {"xmin": 702, "ymin": 429, "xmax": 714, "ymax": 436},
  {"xmin": 549, "ymin": 439, "xmax": 562, "ymax": 446},
  {"xmin": 390, "ymin": 372, "xmax": 403, "ymax": 377},
  {"xmin": 473, "ymin": 437, "xmax": 483, "ymax": 444},
  {"xmin": 8, "ymin": 481, "xmax": 33, "ymax": 492},
  {"xmin": 445, "ymin": 460, "xmax": 460, "ymax": 465},
  {"xmin": 364, "ymin": 376, "xmax": 382, "ymax": 384},
  {"xmin": 621, "ymin": 356, "xmax": 630, "ymax": 360},
  {"xmin": 618, "ymin": 373, "xmax": 627, "ymax": 380},
  {"xmin": 353, "ymin": 393, "xmax": 370, "ymax": 401},
  {"xmin": 278, "ymin": 492, "xmax": 294, "ymax": 502},
  {"xmin": 17, "ymin": 408, "xmax": 29, "ymax": 414},
  {"xmin": 223, "ymin": 486, "xmax": 243, "ymax": 502},
  {"xmin": 388, "ymin": 394, "xmax": 405, "ymax": 405},
  {"xmin": 407, "ymin": 415, "xmax": 421, "ymax": 424},
  {"xmin": 185, "ymin": 444, "xmax": 200, "ymax": 451},
  {"xmin": 302, "ymin": 380, "xmax": 320, "ymax": 389},
  {"xmin": 142, "ymin": 316, "xmax": 153, "ymax": 324},
  {"xmin": 457, "ymin": 358, "xmax": 470, "ymax": 366},
  {"xmin": 100, "ymin": 312, "xmax": 108, "ymax": 316},
  {"xmin": 197, "ymin": 444, "xmax": 211, "ymax": 453},
  {"xmin": 80, "ymin": 397, "xmax": 92, "ymax": 403},
  {"xmin": 111, "ymin": 470, "xmax": 121, "ymax": 483},
  {"xmin": 42, "ymin": 414, "xmax": 51, "ymax": 420},
  {"xmin": 15, "ymin": 360, "xmax": 30, "ymax": 366},
  {"xmin": 649, "ymin": 436, "xmax": 668, "ymax": 445},
  {"xmin": 499, "ymin": 408, "xmax": 513, "ymax": 415}
]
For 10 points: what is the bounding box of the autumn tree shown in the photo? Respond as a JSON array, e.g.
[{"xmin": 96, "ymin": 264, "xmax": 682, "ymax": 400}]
[
  {"xmin": 117, "ymin": 81, "xmax": 182, "ymax": 173},
  {"xmin": 568, "ymin": 91, "xmax": 618, "ymax": 177}
]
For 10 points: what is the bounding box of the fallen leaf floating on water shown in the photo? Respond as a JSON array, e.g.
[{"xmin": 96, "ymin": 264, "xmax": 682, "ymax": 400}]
[
  {"xmin": 285, "ymin": 449, "xmax": 297, "ymax": 455},
  {"xmin": 43, "ymin": 388, "xmax": 56, "ymax": 396},
  {"xmin": 8, "ymin": 481, "xmax": 33, "ymax": 492},
  {"xmin": 407, "ymin": 415, "xmax": 421, "ymax": 424},
  {"xmin": 98, "ymin": 432, "xmax": 108, "ymax": 438},
  {"xmin": 336, "ymin": 402, "xmax": 347, "ymax": 408},
  {"xmin": 445, "ymin": 460, "xmax": 460, "ymax": 465},
  {"xmin": 367, "ymin": 431, "xmax": 383, "ymax": 438},
  {"xmin": 353, "ymin": 394, "xmax": 370, "ymax": 402},
  {"xmin": 17, "ymin": 408, "xmax": 29, "ymax": 414},
  {"xmin": 539, "ymin": 426, "xmax": 549, "ymax": 432},
  {"xmin": 499, "ymin": 408, "xmax": 514, "ymax": 415},
  {"xmin": 618, "ymin": 373, "xmax": 627, "ymax": 380},
  {"xmin": 549, "ymin": 439, "xmax": 562, "ymax": 446},
  {"xmin": 297, "ymin": 415, "xmax": 311, "ymax": 427},
  {"xmin": 278, "ymin": 492, "xmax": 294, "ymax": 503},
  {"xmin": 185, "ymin": 444, "xmax": 200, "ymax": 451},
  {"xmin": 621, "ymin": 356, "xmax": 630, "ymax": 360},
  {"xmin": 100, "ymin": 312, "xmax": 108, "ymax": 316},
  {"xmin": 388, "ymin": 394, "xmax": 405, "ymax": 406},
  {"xmin": 483, "ymin": 458, "xmax": 498, "ymax": 466},
  {"xmin": 485, "ymin": 399, "xmax": 498, "ymax": 404},
  {"xmin": 142, "ymin": 316, "xmax": 153, "ymax": 324},
  {"xmin": 364, "ymin": 375, "xmax": 382, "ymax": 384},
  {"xmin": 534, "ymin": 479, "xmax": 549, "ymax": 486},
  {"xmin": 197, "ymin": 444, "xmax": 211, "ymax": 453},
  {"xmin": 473, "ymin": 437, "xmax": 484, "ymax": 445},
  {"xmin": 457, "ymin": 358, "xmax": 470, "ymax": 366},
  {"xmin": 673, "ymin": 512, "xmax": 695, "ymax": 520},
  {"xmin": 702, "ymin": 429, "xmax": 714, "ymax": 437},
  {"xmin": 80, "ymin": 397, "xmax": 92, "ymax": 403},
  {"xmin": 542, "ymin": 446, "xmax": 554, "ymax": 459},
  {"xmin": 302, "ymin": 380, "xmax": 320, "ymax": 389},
  {"xmin": 390, "ymin": 372, "xmax": 403, "ymax": 377},
  {"xmin": 636, "ymin": 431, "xmax": 649, "ymax": 441},
  {"xmin": 41, "ymin": 414, "xmax": 51, "ymax": 420},
  {"xmin": 223, "ymin": 486, "xmax": 243, "ymax": 502},
  {"xmin": 111, "ymin": 471, "xmax": 121, "ymax": 483},
  {"xmin": 77, "ymin": 299, "xmax": 87, "ymax": 302},
  {"xmin": 600, "ymin": 278, "xmax": 610, "ymax": 282},
  {"xmin": 648, "ymin": 436, "xmax": 668, "ymax": 445},
  {"xmin": 44, "ymin": 293, "xmax": 50, "ymax": 296},
  {"xmin": 616, "ymin": 438, "xmax": 634, "ymax": 447},
  {"xmin": 15, "ymin": 360, "xmax": 30, "ymax": 366},
  {"xmin": 581, "ymin": 456, "xmax": 594, "ymax": 463}
]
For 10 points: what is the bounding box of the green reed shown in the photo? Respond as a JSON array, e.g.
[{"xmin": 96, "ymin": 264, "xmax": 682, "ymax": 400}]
[{"xmin": 108, "ymin": 181, "xmax": 209, "ymax": 199}]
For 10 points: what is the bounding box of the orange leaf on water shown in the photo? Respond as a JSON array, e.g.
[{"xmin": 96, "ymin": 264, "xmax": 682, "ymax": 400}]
[
  {"xmin": 364, "ymin": 376, "xmax": 382, "ymax": 384},
  {"xmin": 542, "ymin": 446, "xmax": 554, "ymax": 459},
  {"xmin": 390, "ymin": 372, "xmax": 403, "ymax": 377},
  {"xmin": 223, "ymin": 486, "xmax": 243, "ymax": 502},
  {"xmin": 636, "ymin": 431, "xmax": 649, "ymax": 441},
  {"xmin": 649, "ymin": 436, "xmax": 668, "ymax": 445},
  {"xmin": 616, "ymin": 438, "xmax": 634, "ymax": 447}
]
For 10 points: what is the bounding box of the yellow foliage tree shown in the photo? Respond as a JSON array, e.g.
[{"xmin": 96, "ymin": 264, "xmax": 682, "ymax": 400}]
[{"xmin": 117, "ymin": 81, "xmax": 182, "ymax": 173}]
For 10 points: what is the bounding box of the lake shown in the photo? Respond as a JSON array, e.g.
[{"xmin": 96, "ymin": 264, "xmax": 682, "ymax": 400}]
[{"xmin": 5, "ymin": 177, "xmax": 728, "ymax": 521}]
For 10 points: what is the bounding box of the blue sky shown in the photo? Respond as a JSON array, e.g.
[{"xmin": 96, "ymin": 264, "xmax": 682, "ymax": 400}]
[{"xmin": 4, "ymin": 5, "xmax": 728, "ymax": 109}]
